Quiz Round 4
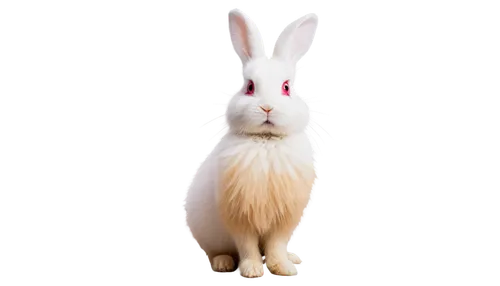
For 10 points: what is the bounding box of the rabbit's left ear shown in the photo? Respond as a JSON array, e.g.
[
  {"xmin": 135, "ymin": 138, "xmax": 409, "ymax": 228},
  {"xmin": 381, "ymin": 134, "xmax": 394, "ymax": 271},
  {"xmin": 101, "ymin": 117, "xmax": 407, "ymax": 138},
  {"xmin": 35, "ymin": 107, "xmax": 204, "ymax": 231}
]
[{"xmin": 272, "ymin": 13, "xmax": 318, "ymax": 64}]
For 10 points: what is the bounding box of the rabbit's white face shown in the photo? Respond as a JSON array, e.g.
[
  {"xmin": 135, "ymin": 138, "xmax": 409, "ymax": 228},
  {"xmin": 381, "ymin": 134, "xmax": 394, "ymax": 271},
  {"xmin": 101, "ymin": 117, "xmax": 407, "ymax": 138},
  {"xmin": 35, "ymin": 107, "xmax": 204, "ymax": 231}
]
[
  {"xmin": 226, "ymin": 10, "xmax": 317, "ymax": 137},
  {"xmin": 226, "ymin": 58, "xmax": 309, "ymax": 136}
]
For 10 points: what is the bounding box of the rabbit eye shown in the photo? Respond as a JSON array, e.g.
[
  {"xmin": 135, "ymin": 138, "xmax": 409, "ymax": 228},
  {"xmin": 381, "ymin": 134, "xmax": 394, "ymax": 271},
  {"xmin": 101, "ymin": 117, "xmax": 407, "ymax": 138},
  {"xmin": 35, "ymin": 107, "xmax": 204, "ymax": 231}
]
[
  {"xmin": 245, "ymin": 80, "xmax": 255, "ymax": 95},
  {"xmin": 282, "ymin": 80, "xmax": 290, "ymax": 96}
]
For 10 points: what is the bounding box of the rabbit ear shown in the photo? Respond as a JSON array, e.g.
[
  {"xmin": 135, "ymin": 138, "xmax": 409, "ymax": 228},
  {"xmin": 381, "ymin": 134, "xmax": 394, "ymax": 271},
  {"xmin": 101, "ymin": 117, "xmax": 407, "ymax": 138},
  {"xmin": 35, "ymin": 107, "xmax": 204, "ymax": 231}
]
[
  {"xmin": 272, "ymin": 13, "xmax": 318, "ymax": 64},
  {"xmin": 228, "ymin": 9, "xmax": 266, "ymax": 64}
]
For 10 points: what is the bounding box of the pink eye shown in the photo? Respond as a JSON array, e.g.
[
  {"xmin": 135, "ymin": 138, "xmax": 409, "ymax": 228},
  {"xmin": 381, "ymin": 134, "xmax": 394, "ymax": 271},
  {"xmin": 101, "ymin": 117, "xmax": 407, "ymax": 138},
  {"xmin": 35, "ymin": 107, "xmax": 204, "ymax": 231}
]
[
  {"xmin": 245, "ymin": 80, "xmax": 255, "ymax": 95},
  {"xmin": 282, "ymin": 80, "xmax": 290, "ymax": 96}
]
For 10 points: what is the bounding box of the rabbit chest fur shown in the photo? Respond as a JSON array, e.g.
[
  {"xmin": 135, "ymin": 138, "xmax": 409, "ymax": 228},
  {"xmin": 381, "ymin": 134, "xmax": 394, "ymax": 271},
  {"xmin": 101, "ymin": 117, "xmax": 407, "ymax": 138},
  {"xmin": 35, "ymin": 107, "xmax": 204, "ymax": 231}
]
[{"xmin": 216, "ymin": 133, "xmax": 315, "ymax": 235}]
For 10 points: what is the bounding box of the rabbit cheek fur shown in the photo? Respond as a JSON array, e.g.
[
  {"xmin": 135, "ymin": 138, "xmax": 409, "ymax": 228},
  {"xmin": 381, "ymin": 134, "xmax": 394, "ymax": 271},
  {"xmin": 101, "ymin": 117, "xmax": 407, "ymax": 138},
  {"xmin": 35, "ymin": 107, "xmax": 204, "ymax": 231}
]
[{"xmin": 217, "ymin": 135, "xmax": 315, "ymax": 236}]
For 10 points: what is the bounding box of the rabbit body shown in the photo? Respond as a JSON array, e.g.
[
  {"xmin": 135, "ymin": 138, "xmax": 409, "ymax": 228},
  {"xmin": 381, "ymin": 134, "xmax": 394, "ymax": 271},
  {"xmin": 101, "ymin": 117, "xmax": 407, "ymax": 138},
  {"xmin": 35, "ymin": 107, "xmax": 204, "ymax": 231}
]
[
  {"xmin": 185, "ymin": 9, "xmax": 319, "ymax": 277},
  {"xmin": 185, "ymin": 132, "xmax": 314, "ymax": 251}
]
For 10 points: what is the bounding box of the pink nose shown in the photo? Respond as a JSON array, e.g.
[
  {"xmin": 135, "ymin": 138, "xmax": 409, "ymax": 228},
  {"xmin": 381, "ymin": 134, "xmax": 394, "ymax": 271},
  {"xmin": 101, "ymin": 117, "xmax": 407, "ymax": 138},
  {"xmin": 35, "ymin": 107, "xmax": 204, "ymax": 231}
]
[{"xmin": 259, "ymin": 105, "xmax": 273, "ymax": 113}]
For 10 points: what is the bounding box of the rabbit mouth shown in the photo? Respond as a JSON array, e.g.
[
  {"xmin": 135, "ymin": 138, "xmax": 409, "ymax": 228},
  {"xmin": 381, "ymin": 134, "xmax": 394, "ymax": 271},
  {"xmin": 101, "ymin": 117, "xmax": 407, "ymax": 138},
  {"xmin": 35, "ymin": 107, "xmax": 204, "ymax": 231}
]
[
  {"xmin": 241, "ymin": 131, "xmax": 285, "ymax": 141},
  {"xmin": 262, "ymin": 120, "xmax": 274, "ymax": 126}
]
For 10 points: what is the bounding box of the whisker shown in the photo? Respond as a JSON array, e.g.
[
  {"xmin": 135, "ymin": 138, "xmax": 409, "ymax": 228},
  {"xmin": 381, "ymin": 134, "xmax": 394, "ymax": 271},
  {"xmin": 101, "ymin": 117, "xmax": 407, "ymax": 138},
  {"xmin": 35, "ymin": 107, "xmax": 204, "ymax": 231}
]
[{"xmin": 199, "ymin": 114, "xmax": 226, "ymax": 128}]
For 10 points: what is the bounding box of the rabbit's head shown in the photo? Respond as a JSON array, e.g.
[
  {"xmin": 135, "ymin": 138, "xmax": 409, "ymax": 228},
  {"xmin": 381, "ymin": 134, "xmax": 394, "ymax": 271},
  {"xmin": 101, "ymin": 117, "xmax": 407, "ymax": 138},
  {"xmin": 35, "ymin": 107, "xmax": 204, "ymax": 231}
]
[
  {"xmin": 226, "ymin": 9, "xmax": 318, "ymax": 136},
  {"xmin": 225, "ymin": 8, "xmax": 320, "ymax": 135}
]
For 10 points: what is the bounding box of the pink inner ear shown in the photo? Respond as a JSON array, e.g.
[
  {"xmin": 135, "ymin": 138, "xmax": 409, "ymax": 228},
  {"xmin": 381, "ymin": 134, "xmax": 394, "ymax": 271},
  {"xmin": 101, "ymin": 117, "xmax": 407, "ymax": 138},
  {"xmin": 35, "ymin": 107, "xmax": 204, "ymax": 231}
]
[{"xmin": 234, "ymin": 15, "xmax": 251, "ymax": 58}]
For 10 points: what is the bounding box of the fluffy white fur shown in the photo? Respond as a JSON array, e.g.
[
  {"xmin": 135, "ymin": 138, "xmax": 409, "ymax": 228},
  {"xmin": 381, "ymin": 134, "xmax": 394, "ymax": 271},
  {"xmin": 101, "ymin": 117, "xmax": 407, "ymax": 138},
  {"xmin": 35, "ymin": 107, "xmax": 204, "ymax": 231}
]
[{"xmin": 185, "ymin": 9, "xmax": 318, "ymax": 278}]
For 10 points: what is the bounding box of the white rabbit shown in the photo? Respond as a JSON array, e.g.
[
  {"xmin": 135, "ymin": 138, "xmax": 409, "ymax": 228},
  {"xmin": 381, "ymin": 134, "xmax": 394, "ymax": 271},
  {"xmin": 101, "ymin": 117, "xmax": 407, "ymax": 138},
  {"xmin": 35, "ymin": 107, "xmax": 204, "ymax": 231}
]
[{"xmin": 185, "ymin": 9, "xmax": 318, "ymax": 278}]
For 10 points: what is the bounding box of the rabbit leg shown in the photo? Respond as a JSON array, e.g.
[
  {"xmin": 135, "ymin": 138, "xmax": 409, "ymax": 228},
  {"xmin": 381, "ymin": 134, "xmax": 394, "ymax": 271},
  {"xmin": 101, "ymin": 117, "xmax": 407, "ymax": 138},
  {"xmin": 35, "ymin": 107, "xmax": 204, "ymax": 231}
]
[
  {"xmin": 233, "ymin": 233, "xmax": 264, "ymax": 278},
  {"xmin": 264, "ymin": 231, "xmax": 297, "ymax": 276}
]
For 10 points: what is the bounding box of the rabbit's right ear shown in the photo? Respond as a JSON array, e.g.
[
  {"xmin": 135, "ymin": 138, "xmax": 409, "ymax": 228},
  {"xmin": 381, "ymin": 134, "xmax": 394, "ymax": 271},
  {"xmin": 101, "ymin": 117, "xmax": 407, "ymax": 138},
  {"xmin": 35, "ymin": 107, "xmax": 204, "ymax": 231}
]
[{"xmin": 228, "ymin": 9, "xmax": 266, "ymax": 65}]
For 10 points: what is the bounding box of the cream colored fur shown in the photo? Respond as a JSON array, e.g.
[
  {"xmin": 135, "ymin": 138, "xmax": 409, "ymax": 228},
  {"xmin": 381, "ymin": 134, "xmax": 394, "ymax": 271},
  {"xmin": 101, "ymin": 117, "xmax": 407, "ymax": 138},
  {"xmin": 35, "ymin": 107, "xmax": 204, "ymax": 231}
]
[{"xmin": 218, "ymin": 137, "xmax": 315, "ymax": 235}]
